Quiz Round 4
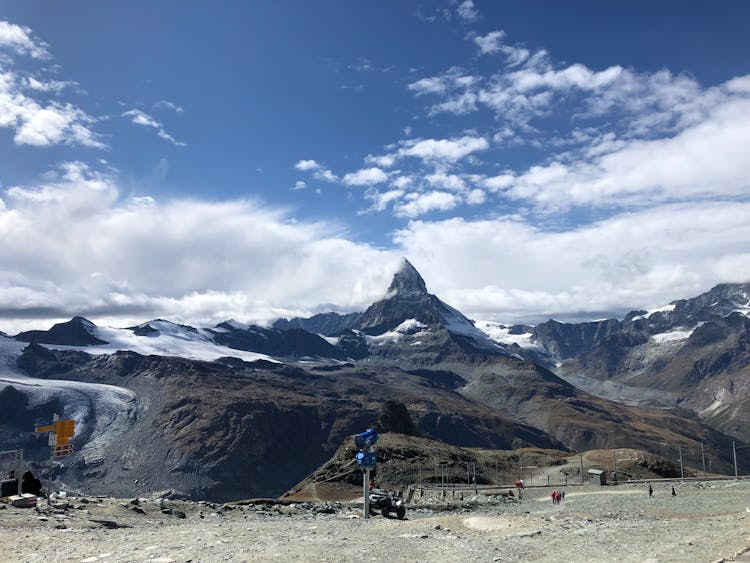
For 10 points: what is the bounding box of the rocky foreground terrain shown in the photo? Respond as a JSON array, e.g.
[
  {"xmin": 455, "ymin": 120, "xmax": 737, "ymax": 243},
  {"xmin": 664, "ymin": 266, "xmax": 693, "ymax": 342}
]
[{"xmin": 1, "ymin": 480, "xmax": 749, "ymax": 562}]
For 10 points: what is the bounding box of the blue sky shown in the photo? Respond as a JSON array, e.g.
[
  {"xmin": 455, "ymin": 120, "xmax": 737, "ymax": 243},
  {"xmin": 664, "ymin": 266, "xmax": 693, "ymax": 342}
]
[{"xmin": 1, "ymin": 1, "xmax": 749, "ymax": 331}]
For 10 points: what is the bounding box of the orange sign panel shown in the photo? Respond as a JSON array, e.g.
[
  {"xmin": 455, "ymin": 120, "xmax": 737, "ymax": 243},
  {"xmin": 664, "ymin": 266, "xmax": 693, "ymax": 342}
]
[{"xmin": 54, "ymin": 419, "xmax": 75, "ymax": 446}]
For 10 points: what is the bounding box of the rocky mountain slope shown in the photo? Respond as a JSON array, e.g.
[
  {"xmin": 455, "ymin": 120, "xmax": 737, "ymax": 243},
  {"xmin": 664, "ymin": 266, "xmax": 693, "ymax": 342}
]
[
  {"xmin": 1, "ymin": 262, "xmax": 748, "ymax": 501},
  {"xmin": 493, "ymin": 283, "xmax": 750, "ymax": 444},
  {"xmin": 1, "ymin": 342, "xmax": 560, "ymax": 501}
]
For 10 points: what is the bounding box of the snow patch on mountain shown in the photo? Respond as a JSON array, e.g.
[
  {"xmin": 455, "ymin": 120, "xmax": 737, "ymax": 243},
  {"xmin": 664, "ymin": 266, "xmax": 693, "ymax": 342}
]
[
  {"xmin": 651, "ymin": 326, "xmax": 698, "ymax": 343},
  {"xmin": 319, "ymin": 335, "xmax": 341, "ymax": 346},
  {"xmin": 366, "ymin": 319, "xmax": 430, "ymax": 345},
  {"xmin": 394, "ymin": 319, "xmax": 427, "ymax": 334},
  {"xmin": 432, "ymin": 302, "xmax": 509, "ymax": 354},
  {"xmin": 474, "ymin": 321, "xmax": 539, "ymax": 349},
  {"xmin": 43, "ymin": 322, "xmax": 278, "ymax": 363},
  {"xmin": 630, "ymin": 303, "xmax": 677, "ymax": 321}
]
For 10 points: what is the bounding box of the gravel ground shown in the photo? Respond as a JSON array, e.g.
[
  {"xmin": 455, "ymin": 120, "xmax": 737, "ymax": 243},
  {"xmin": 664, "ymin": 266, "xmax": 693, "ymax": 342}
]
[{"xmin": 1, "ymin": 480, "xmax": 749, "ymax": 562}]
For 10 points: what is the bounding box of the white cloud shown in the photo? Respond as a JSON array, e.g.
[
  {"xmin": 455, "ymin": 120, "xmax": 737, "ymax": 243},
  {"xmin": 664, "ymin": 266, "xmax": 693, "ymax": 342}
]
[
  {"xmin": 3, "ymin": 162, "xmax": 748, "ymax": 331},
  {"xmin": 393, "ymin": 202, "xmax": 750, "ymax": 322},
  {"xmin": 294, "ymin": 159, "xmax": 320, "ymax": 171},
  {"xmin": 430, "ymin": 91, "xmax": 478, "ymax": 115},
  {"xmin": 292, "ymin": 180, "xmax": 306, "ymax": 191},
  {"xmin": 474, "ymin": 31, "xmax": 506, "ymax": 55},
  {"xmin": 409, "ymin": 76, "xmax": 451, "ymax": 96},
  {"xmin": 415, "ymin": 30, "xmax": 713, "ymax": 139},
  {"xmin": 365, "ymin": 153, "xmax": 396, "ymax": 168},
  {"xmin": 456, "ymin": 0, "xmax": 478, "ymax": 22},
  {"xmin": 295, "ymin": 159, "xmax": 338, "ymax": 182},
  {"xmin": 25, "ymin": 76, "xmax": 75, "ymax": 93},
  {"xmin": 121, "ymin": 109, "xmax": 186, "ymax": 147},
  {"xmin": 425, "ymin": 172, "xmax": 467, "ymax": 192},
  {"xmin": 509, "ymin": 63, "xmax": 624, "ymax": 93},
  {"xmin": 0, "ymin": 69, "xmax": 103, "ymax": 148},
  {"xmin": 398, "ymin": 135, "xmax": 489, "ymax": 163},
  {"xmin": 394, "ymin": 191, "xmax": 459, "ymax": 218},
  {"xmin": 391, "ymin": 176, "xmax": 413, "ymax": 189},
  {"xmin": 0, "ymin": 164, "xmax": 401, "ymax": 331},
  {"xmin": 154, "ymin": 99, "xmax": 184, "ymax": 113},
  {"xmin": 362, "ymin": 188, "xmax": 404, "ymax": 213},
  {"xmin": 408, "ymin": 66, "xmax": 480, "ymax": 96},
  {"xmin": 0, "ymin": 20, "xmax": 49, "ymax": 59},
  {"xmin": 343, "ymin": 167, "xmax": 389, "ymax": 186},
  {"xmin": 504, "ymin": 96, "xmax": 750, "ymax": 211},
  {"xmin": 314, "ymin": 168, "xmax": 338, "ymax": 182},
  {"xmin": 466, "ymin": 188, "xmax": 486, "ymax": 205},
  {"xmin": 483, "ymin": 174, "xmax": 515, "ymax": 192}
]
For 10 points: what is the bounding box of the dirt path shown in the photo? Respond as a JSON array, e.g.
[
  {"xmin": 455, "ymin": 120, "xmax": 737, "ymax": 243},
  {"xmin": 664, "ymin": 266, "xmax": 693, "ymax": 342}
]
[{"xmin": 1, "ymin": 480, "xmax": 749, "ymax": 562}]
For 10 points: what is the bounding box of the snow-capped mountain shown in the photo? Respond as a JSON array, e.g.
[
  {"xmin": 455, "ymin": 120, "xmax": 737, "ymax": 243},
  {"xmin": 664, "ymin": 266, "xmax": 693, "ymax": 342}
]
[
  {"xmin": 1, "ymin": 261, "xmax": 748, "ymax": 502},
  {"xmin": 277, "ymin": 258, "xmax": 509, "ymax": 356},
  {"xmin": 472, "ymin": 282, "xmax": 750, "ymax": 444},
  {"xmin": 15, "ymin": 317, "xmax": 276, "ymax": 363}
]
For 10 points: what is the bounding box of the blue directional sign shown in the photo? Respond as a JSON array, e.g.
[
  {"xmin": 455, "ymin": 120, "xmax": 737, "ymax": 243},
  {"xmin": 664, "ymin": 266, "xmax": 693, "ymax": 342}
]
[
  {"xmin": 354, "ymin": 428, "xmax": 378, "ymax": 450},
  {"xmin": 356, "ymin": 451, "xmax": 376, "ymax": 468}
]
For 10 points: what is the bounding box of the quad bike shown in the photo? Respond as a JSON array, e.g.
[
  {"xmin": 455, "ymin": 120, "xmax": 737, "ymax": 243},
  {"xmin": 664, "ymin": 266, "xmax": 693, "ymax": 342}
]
[{"xmin": 368, "ymin": 488, "xmax": 406, "ymax": 519}]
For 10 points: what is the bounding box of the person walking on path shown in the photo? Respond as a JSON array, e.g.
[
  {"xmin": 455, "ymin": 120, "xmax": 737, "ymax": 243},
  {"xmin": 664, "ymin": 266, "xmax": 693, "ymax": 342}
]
[
  {"xmin": 671, "ymin": 486, "xmax": 676, "ymax": 497},
  {"xmin": 648, "ymin": 484, "xmax": 653, "ymax": 498}
]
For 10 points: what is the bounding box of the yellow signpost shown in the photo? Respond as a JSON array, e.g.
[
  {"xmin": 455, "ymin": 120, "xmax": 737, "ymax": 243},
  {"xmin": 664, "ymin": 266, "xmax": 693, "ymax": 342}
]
[
  {"xmin": 35, "ymin": 418, "xmax": 75, "ymax": 448},
  {"xmin": 35, "ymin": 414, "xmax": 76, "ymax": 504},
  {"xmin": 54, "ymin": 419, "xmax": 75, "ymax": 446}
]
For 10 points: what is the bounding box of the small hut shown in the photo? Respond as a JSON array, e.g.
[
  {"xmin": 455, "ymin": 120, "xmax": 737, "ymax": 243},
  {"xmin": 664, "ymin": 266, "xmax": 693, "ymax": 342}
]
[{"xmin": 588, "ymin": 468, "xmax": 606, "ymax": 486}]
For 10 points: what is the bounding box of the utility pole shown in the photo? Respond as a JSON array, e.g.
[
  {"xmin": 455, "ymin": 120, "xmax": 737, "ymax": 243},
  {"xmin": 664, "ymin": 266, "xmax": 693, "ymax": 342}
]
[
  {"xmin": 612, "ymin": 450, "xmax": 617, "ymax": 484},
  {"xmin": 678, "ymin": 445, "xmax": 684, "ymax": 482},
  {"xmin": 441, "ymin": 464, "xmax": 446, "ymax": 498},
  {"xmin": 701, "ymin": 442, "xmax": 706, "ymax": 478},
  {"xmin": 580, "ymin": 452, "xmax": 584, "ymax": 485},
  {"xmin": 733, "ymin": 441, "xmax": 738, "ymax": 480}
]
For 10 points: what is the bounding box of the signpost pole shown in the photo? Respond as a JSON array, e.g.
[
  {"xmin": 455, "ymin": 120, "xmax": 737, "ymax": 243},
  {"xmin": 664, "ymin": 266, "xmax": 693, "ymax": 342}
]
[
  {"xmin": 363, "ymin": 468, "xmax": 370, "ymax": 519},
  {"xmin": 353, "ymin": 429, "xmax": 377, "ymax": 520},
  {"xmin": 47, "ymin": 413, "xmax": 58, "ymax": 505}
]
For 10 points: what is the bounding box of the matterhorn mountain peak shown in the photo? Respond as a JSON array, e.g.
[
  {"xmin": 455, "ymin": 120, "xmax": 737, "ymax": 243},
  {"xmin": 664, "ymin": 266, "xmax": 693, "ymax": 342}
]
[{"xmin": 387, "ymin": 258, "xmax": 428, "ymax": 298}]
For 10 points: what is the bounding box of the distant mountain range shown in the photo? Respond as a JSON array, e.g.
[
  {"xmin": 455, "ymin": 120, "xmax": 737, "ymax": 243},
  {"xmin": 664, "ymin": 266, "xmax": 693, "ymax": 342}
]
[{"xmin": 0, "ymin": 259, "xmax": 748, "ymax": 500}]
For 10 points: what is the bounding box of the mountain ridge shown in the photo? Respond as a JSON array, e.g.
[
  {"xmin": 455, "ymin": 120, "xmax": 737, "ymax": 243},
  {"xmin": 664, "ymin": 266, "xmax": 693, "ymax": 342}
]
[{"xmin": 1, "ymin": 262, "xmax": 749, "ymax": 501}]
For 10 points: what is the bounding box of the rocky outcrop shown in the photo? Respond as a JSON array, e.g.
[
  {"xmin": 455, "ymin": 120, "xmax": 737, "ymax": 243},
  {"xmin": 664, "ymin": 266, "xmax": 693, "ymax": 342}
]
[
  {"xmin": 272, "ymin": 312, "xmax": 362, "ymax": 336},
  {"xmin": 208, "ymin": 323, "xmax": 346, "ymax": 359},
  {"xmin": 375, "ymin": 400, "xmax": 417, "ymax": 436},
  {"xmin": 15, "ymin": 316, "xmax": 107, "ymax": 346}
]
